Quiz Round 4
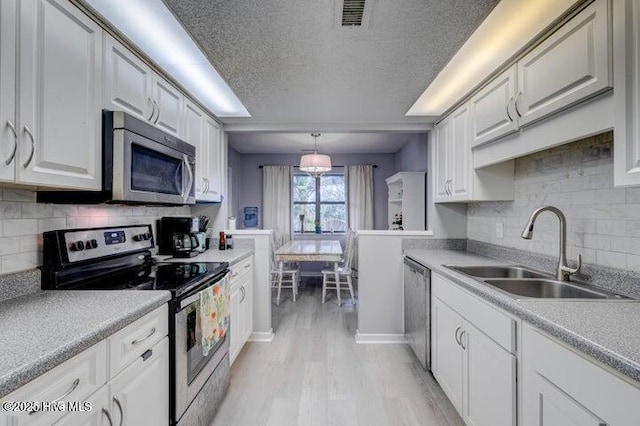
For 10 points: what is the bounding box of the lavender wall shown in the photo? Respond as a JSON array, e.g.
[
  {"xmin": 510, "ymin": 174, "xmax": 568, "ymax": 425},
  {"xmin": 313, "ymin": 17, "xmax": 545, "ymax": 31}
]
[
  {"xmin": 227, "ymin": 146, "xmax": 243, "ymax": 221},
  {"xmin": 235, "ymin": 153, "xmax": 396, "ymax": 230},
  {"xmin": 394, "ymin": 133, "xmax": 428, "ymax": 172}
]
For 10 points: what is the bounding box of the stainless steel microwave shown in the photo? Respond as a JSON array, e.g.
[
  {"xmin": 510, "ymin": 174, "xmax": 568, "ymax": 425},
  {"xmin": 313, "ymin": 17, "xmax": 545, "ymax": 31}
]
[{"xmin": 38, "ymin": 111, "xmax": 196, "ymax": 205}]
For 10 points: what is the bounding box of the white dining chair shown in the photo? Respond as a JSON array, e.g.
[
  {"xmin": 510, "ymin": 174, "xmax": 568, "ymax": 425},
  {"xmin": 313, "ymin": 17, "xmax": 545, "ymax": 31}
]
[
  {"xmin": 271, "ymin": 238, "xmax": 300, "ymax": 306},
  {"xmin": 321, "ymin": 229, "xmax": 356, "ymax": 305}
]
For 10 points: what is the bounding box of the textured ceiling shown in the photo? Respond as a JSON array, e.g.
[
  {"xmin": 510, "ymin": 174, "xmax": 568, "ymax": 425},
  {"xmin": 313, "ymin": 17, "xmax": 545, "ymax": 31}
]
[
  {"xmin": 228, "ymin": 132, "xmax": 426, "ymax": 154},
  {"xmin": 163, "ymin": 0, "xmax": 499, "ymax": 129}
]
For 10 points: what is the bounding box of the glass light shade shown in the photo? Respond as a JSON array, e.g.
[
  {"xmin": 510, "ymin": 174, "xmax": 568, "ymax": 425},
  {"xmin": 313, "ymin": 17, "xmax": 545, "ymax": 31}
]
[{"xmin": 299, "ymin": 153, "xmax": 332, "ymax": 174}]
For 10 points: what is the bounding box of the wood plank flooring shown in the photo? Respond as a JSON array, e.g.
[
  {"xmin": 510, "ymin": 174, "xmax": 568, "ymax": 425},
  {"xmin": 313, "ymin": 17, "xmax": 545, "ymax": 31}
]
[{"xmin": 212, "ymin": 280, "xmax": 463, "ymax": 426}]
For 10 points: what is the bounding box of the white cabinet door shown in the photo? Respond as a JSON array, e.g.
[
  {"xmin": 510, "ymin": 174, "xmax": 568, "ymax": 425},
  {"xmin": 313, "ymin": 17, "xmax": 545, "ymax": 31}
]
[
  {"xmin": 108, "ymin": 338, "xmax": 169, "ymax": 426},
  {"xmin": 205, "ymin": 116, "xmax": 223, "ymax": 200},
  {"xmin": 0, "ymin": 0, "xmax": 16, "ymax": 183},
  {"xmin": 613, "ymin": 0, "xmax": 640, "ymax": 186},
  {"xmin": 152, "ymin": 75, "xmax": 183, "ymax": 137},
  {"xmin": 517, "ymin": 0, "xmax": 611, "ymax": 126},
  {"xmin": 432, "ymin": 297, "xmax": 464, "ymax": 414},
  {"xmin": 433, "ymin": 117, "xmax": 451, "ymax": 203},
  {"xmin": 103, "ymin": 34, "xmax": 153, "ymax": 122},
  {"xmin": 229, "ymin": 284, "xmax": 242, "ymax": 364},
  {"xmin": 463, "ymin": 321, "xmax": 516, "ymax": 426},
  {"xmin": 449, "ymin": 104, "xmax": 470, "ymax": 201},
  {"xmin": 184, "ymin": 99, "xmax": 208, "ymax": 199},
  {"xmin": 241, "ymin": 281, "xmax": 253, "ymax": 343},
  {"xmin": 18, "ymin": 0, "xmax": 102, "ymax": 189},
  {"xmin": 470, "ymin": 65, "xmax": 518, "ymax": 147},
  {"xmin": 524, "ymin": 373, "xmax": 606, "ymax": 426}
]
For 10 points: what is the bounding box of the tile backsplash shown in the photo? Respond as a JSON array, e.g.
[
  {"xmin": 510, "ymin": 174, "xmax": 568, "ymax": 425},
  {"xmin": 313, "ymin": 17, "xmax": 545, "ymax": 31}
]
[
  {"xmin": 0, "ymin": 189, "xmax": 189, "ymax": 274},
  {"xmin": 468, "ymin": 131, "xmax": 640, "ymax": 273}
]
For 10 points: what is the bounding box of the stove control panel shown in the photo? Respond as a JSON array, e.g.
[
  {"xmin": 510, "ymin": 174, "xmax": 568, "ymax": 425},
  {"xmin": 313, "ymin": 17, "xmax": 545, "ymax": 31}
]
[{"xmin": 64, "ymin": 225, "xmax": 154, "ymax": 263}]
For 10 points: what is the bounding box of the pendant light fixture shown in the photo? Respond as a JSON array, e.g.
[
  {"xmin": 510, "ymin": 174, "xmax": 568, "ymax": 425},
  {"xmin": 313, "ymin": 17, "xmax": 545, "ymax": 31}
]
[{"xmin": 299, "ymin": 133, "xmax": 332, "ymax": 177}]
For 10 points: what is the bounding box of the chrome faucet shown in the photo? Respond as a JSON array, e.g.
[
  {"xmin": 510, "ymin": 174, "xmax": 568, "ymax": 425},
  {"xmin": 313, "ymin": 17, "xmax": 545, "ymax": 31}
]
[{"xmin": 521, "ymin": 206, "xmax": 582, "ymax": 281}]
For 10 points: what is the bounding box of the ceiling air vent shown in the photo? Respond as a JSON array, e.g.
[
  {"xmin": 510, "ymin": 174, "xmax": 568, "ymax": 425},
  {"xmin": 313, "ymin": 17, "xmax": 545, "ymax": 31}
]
[{"xmin": 342, "ymin": 0, "xmax": 366, "ymax": 26}]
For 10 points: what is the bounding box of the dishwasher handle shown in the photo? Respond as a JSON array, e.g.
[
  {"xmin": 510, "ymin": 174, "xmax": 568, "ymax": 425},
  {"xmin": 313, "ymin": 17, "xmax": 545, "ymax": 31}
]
[{"xmin": 404, "ymin": 256, "xmax": 428, "ymax": 277}]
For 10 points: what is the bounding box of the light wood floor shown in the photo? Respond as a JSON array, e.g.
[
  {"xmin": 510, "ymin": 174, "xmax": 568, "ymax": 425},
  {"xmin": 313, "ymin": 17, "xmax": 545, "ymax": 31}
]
[{"xmin": 212, "ymin": 280, "xmax": 464, "ymax": 426}]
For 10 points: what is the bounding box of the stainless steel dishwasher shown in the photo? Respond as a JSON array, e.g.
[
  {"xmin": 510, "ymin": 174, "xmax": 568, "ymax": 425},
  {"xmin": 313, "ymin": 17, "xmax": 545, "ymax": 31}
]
[{"xmin": 404, "ymin": 256, "xmax": 431, "ymax": 370}]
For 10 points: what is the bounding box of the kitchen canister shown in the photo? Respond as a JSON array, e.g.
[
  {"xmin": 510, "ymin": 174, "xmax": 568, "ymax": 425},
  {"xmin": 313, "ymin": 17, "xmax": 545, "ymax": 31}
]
[{"xmin": 228, "ymin": 216, "xmax": 236, "ymax": 230}]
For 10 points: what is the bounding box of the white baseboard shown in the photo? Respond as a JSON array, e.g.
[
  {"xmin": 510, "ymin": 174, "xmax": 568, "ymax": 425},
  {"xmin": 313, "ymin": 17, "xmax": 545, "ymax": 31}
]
[
  {"xmin": 355, "ymin": 331, "xmax": 408, "ymax": 344},
  {"xmin": 248, "ymin": 329, "xmax": 274, "ymax": 342}
]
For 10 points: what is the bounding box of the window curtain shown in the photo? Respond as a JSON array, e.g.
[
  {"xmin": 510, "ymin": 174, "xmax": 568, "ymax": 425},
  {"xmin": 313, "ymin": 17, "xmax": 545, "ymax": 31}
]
[
  {"xmin": 262, "ymin": 165, "xmax": 293, "ymax": 247},
  {"xmin": 347, "ymin": 165, "xmax": 374, "ymax": 230}
]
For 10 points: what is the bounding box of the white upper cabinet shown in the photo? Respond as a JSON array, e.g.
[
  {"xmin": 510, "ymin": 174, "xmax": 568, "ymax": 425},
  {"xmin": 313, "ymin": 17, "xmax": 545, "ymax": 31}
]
[
  {"xmin": 470, "ymin": 65, "xmax": 519, "ymax": 147},
  {"xmin": 103, "ymin": 34, "xmax": 154, "ymax": 122},
  {"xmin": 0, "ymin": 0, "xmax": 17, "ymax": 183},
  {"xmin": 434, "ymin": 103, "xmax": 514, "ymax": 203},
  {"xmin": 104, "ymin": 34, "xmax": 185, "ymax": 139},
  {"xmin": 184, "ymin": 99, "xmax": 207, "ymax": 199},
  {"xmin": 516, "ymin": 0, "xmax": 611, "ymax": 126},
  {"xmin": 204, "ymin": 116, "xmax": 224, "ymax": 201},
  {"xmin": 613, "ymin": 0, "xmax": 640, "ymax": 186},
  {"xmin": 16, "ymin": 0, "xmax": 103, "ymax": 190},
  {"xmin": 152, "ymin": 74, "xmax": 184, "ymax": 138}
]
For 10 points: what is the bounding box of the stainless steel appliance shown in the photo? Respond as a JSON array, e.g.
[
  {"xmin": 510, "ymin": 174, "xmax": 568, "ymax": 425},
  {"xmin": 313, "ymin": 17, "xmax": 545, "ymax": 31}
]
[
  {"xmin": 404, "ymin": 256, "xmax": 431, "ymax": 370},
  {"xmin": 37, "ymin": 111, "xmax": 195, "ymax": 205},
  {"xmin": 158, "ymin": 217, "xmax": 206, "ymax": 258},
  {"xmin": 42, "ymin": 224, "xmax": 230, "ymax": 426}
]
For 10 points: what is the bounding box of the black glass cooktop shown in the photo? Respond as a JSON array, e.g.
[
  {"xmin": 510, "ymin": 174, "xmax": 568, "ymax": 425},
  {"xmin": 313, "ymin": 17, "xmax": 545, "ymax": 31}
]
[{"xmin": 64, "ymin": 261, "xmax": 228, "ymax": 299}]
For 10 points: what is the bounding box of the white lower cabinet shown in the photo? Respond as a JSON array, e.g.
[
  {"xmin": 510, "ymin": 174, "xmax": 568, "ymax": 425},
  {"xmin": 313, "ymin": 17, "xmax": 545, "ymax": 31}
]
[
  {"xmin": 521, "ymin": 323, "xmax": 640, "ymax": 426},
  {"xmin": 0, "ymin": 305, "xmax": 169, "ymax": 426},
  {"xmin": 107, "ymin": 338, "xmax": 169, "ymax": 426},
  {"xmin": 431, "ymin": 274, "xmax": 516, "ymax": 426},
  {"xmin": 229, "ymin": 256, "xmax": 254, "ymax": 364}
]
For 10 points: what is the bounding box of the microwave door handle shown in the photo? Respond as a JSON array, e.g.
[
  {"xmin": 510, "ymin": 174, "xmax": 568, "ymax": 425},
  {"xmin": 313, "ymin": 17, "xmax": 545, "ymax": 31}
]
[{"xmin": 183, "ymin": 155, "xmax": 194, "ymax": 203}]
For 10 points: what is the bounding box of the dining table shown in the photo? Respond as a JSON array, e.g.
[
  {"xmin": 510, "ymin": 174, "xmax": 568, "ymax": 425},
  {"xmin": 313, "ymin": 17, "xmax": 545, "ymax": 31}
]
[{"xmin": 274, "ymin": 239, "xmax": 345, "ymax": 303}]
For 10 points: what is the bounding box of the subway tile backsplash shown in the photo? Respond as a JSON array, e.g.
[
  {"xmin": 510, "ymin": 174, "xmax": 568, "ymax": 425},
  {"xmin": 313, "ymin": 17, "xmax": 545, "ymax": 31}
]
[
  {"xmin": 0, "ymin": 189, "xmax": 189, "ymax": 274},
  {"xmin": 467, "ymin": 131, "xmax": 640, "ymax": 272}
]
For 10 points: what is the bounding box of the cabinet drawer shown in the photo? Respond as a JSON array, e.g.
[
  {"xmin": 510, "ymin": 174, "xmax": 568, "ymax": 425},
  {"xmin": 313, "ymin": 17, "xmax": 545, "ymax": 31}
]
[
  {"xmin": 230, "ymin": 257, "xmax": 253, "ymax": 284},
  {"xmin": 0, "ymin": 341, "xmax": 107, "ymax": 426},
  {"xmin": 108, "ymin": 305, "xmax": 168, "ymax": 378},
  {"xmin": 433, "ymin": 273, "xmax": 516, "ymax": 353},
  {"xmin": 522, "ymin": 324, "xmax": 640, "ymax": 425}
]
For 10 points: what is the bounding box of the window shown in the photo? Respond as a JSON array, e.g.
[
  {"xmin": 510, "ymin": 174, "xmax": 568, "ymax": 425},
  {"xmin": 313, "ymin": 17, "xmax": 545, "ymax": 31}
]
[{"xmin": 293, "ymin": 173, "xmax": 346, "ymax": 233}]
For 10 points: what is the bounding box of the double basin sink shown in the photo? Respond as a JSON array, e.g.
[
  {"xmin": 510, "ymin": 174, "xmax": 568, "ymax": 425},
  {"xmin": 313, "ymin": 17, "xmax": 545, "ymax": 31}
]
[{"xmin": 446, "ymin": 265, "xmax": 628, "ymax": 300}]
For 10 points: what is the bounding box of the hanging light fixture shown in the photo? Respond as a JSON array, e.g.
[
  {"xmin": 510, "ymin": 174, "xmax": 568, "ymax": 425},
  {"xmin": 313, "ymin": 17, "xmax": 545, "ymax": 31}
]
[{"xmin": 299, "ymin": 133, "xmax": 332, "ymax": 177}]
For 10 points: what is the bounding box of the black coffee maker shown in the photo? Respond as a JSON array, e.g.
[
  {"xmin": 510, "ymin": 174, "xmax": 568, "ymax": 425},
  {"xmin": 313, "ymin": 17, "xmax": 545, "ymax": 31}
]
[{"xmin": 157, "ymin": 217, "xmax": 201, "ymax": 258}]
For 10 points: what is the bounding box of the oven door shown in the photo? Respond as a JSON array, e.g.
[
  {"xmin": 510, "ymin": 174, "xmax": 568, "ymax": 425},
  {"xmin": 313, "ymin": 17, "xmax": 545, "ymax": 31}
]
[
  {"xmin": 174, "ymin": 274, "xmax": 229, "ymax": 422},
  {"xmin": 113, "ymin": 129, "xmax": 195, "ymax": 204}
]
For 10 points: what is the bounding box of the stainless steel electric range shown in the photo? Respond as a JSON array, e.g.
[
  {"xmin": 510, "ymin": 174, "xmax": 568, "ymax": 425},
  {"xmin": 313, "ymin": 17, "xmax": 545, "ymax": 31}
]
[{"xmin": 41, "ymin": 224, "xmax": 230, "ymax": 426}]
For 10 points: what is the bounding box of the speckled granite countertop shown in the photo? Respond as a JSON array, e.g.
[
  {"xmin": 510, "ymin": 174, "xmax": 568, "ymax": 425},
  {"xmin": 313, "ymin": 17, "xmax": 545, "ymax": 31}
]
[
  {"xmin": 0, "ymin": 290, "xmax": 171, "ymax": 398},
  {"xmin": 155, "ymin": 248, "xmax": 253, "ymax": 265},
  {"xmin": 404, "ymin": 249, "xmax": 640, "ymax": 384}
]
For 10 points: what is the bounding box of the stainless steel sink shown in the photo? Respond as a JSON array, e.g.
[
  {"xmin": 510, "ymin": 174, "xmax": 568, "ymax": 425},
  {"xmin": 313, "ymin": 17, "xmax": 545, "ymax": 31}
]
[
  {"xmin": 447, "ymin": 265, "xmax": 548, "ymax": 279},
  {"xmin": 482, "ymin": 279, "xmax": 624, "ymax": 299},
  {"xmin": 446, "ymin": 264, "xmax": 630, "ymax": 300}
]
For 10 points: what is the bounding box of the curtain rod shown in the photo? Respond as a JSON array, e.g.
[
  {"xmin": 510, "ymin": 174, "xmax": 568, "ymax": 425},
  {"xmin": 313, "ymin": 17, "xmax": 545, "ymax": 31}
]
[{"xmin": 258, "ymin": 165, "xmax": 378, "ymax": 169}]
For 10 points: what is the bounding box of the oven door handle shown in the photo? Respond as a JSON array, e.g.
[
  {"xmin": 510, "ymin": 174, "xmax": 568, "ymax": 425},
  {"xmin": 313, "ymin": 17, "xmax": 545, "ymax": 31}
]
[{"xmin": 183, "ymin": 155, "xmax": 194, "ymax": 203}]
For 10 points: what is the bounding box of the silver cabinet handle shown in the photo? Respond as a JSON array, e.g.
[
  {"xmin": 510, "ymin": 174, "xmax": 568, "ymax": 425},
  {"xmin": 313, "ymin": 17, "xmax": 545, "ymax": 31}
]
[
  {"xmin": 244, "ymin": 264, "xmax": 251, "ymax": 269},
  {"xmin": 147, "ymin": 97, "xmax": 155, "ymax": 121},
  {"xmin": 454, "ymin": 326, "xmax": 461, "ymax": 346},
  {"xmin": 102, "ymin": 408, "xmax": 114, "ymax": 426},
  {"xmin": 113, "ymin": 396, "xmax": 124, "ymax": 426},
  {"xmin": 153, "ymin": 100, "xmax": 160, "ymax": 124},
  {"xmin": 5, "ymin": 121, "xmax": 18, "ymax": 166},
  {"xmin": 131, "ymin": 327, "xmax": 156, "ymax": 345},
  {"xmin": 443, "ymin": 180, "xmax": 450, "ymax": 196},
  {"xmin": 514, "ymin": 92, "xmax": 522, "ymax": 117},
  {"xmin": 506, "ymin": 97, "xmax": 514, "ymax": 122},
  {"xmin": 29, "ymin": 378, "xmax": 80, "ymax": 414},
  {"xmin": 22, "ymin": 124, "xmax": 35, "ymax": 168},
  {"xmin": 240, "ymin": 286, "xmax": 246, "ymax": 303},
  {"xmin": 459, "ymin": 330, "xmax": 467, "ymax": 350},
  {"xmin": 183, "ymin": 156, "xmax": 194, "ymax": 203}
]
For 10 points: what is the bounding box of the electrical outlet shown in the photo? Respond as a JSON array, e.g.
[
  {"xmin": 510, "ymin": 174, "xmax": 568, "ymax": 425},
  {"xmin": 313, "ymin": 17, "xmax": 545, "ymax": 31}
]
[{"xmin": 496, "ymin": 222, "xmax": 504, "ymax": 239}]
